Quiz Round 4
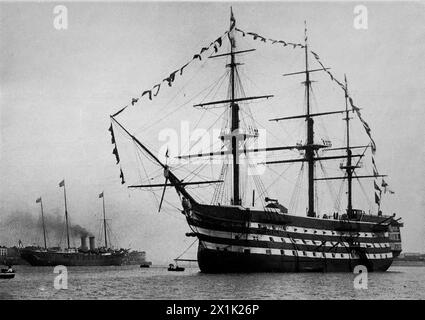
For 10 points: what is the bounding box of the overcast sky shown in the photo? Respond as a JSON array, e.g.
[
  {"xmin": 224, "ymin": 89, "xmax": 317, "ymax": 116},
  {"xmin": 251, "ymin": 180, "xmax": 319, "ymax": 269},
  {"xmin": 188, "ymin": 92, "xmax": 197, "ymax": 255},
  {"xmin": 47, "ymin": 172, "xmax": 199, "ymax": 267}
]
[{"xmin": 1, "ymin": 1, "xmax": 424, "ymax": 263}]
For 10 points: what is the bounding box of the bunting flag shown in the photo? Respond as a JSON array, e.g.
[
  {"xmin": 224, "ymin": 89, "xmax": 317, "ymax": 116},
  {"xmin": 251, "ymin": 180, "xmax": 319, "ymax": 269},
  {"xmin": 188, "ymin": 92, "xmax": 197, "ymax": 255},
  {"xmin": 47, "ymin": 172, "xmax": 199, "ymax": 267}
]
[
  {"xmin": 153, "ymin": 84, "xmax": 161, "ymax": 97},
  {"xmin": 110, "ymin": 27, "xmax": 306, "ymax": 117},
  {"xmin": 120, "ymin": 168, "xmax": 125, "ymax": 184},
  {"xmin": 36, "ymin": 197, "xmax": 41, "ymax": 203},
  {"xmin": 109, "ymin": 124, "xmax": 115, "ymax": 144},
  {"xmin": 180, "ymin": 63, "xmax": 189, "ymax": 76},
  {"xmin": 235, "ymin": 28, "xmax": 245, "ymax": 37},
  {"xmin": 374, "ymin": 180, "xmax": 381, "ymax": 193},
  {"xmin": 142, "ymin": 90, "xmax": 152, "ymax": 100},
  {"xmin": 200, "ymin": 46, "xmax": 209, "ymax": 54},
  {"xmin": 373, "ymin": 178, "xmax": 394, "ymax": 208},
  {"xmin": 311, "ymin": 51, "xmax": 320, "ymax": 60},
  {"xmin": 373, "ymin": 157, "xmax": 381, "ymax": 208},
  {"xmin": 193, "ymin": 54, "xmax": 202, "ymax": 61},
  {"xmin": 163, "ymin": 70, "xmax": 178, "ymax": 87},
  {"xmin": 381, "ymin": 179, "xmax": 388, "ymax": 188},
  {"xmin": 352, "ymin": 104, "xmax": 376, "ymax": 154},
  {"xmin": 375, "ymin": 192, "xmax": 381, "ymax": 206},
  {"xmin": 247, "ymin": 32, "xmax": 259, "ymax": 40},
  {"xmin": 109, "ymin": 31, "xmax": 229, "ymax": 117},
  {"xmin": 99, "ymin": 192, "xmax": 104, "ymax": 198},
  {"xmin": 109, "ymin": 122, "xmax": 126, "ymax": 186},
  {"xmin": 112, "ymin": 146, "xmax": 120, "ymax": 164},
  {"xmin": 59, "ymin": 180, "xmax": 65, "ymax": 188},
  {"xmin": 309, "ymin": 50, "xmax": 377, "ymax": 155},
  {"xmin": 381, "ymin": 179, "xmax": 389, "ymax": 193},
  {"xmin": 230, "ymin": 9, "xmax": 236, "ymax": 31},
  {"xmin": 308, "ymin": 48, "xmax": 384, "ymax": 207},
  {"xmin": 215, "ymin": 37, "xmax": 222, "ymax": 47},
  {"xmin": 372, "ymin": 156, "xmax": 379, "ymax": 176},
  {"xmin": 234, "ymin": 27, "xmax": 305, "ymax": 48}
]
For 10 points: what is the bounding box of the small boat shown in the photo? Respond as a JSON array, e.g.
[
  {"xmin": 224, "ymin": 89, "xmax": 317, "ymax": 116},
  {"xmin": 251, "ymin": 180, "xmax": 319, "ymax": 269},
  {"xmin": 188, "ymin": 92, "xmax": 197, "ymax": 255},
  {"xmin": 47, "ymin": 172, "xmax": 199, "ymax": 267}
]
[
  {"xmin": 168, "ymin": 263, "xmax": 185, "ymax": 272},
  {"xmin": 0, "ymin": 267, "xmax": 15, "ymax": 279},
  {"xmin": 140, "ymin": 263, "xmax": 150, "ymax": 268},
  {"xmin": 167, "ymin": 243, "xmax": 197, "ymax": 272}
]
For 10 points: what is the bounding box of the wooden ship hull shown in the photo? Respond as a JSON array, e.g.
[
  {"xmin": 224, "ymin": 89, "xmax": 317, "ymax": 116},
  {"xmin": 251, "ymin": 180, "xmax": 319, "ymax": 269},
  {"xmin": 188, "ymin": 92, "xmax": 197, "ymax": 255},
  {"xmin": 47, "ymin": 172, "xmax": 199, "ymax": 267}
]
[{"xmin": 186, "ymin": 204, "xmax": 402, "ymax": 273}]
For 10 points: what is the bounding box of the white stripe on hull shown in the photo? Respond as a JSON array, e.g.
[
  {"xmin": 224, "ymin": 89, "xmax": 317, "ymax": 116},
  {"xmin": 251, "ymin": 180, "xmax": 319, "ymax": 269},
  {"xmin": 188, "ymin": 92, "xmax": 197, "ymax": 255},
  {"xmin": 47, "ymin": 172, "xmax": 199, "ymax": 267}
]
[
  {"xmin": 249, "ymin": 222, "xmax": 388, "ymax": 239},
  {"xmin": 200, "ymin": 240, "xmax": 393, "ymax": 260},
  {"xmin": 193, "ymin": 226, "xmax": 391, "ymax": 250}
]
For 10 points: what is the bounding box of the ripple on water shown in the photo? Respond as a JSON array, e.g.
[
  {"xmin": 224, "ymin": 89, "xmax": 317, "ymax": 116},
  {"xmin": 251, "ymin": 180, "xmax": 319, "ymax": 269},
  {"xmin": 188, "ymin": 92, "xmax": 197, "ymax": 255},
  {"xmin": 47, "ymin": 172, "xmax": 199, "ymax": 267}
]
[{"xmin": 1, "ymin": 265, "xmax": 424, "ymax": 300}]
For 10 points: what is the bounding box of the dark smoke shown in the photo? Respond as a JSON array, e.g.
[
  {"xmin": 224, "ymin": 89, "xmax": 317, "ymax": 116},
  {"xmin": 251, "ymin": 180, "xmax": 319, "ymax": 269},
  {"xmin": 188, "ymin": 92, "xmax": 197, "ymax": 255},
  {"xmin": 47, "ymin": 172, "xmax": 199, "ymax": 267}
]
[
  {"xmin": 0, "ymin": 210, "xmax": 92, "ymax": 246},
  {"xmin": 70, "ymin": 224, "xmax": 91, "ymax": 238}
]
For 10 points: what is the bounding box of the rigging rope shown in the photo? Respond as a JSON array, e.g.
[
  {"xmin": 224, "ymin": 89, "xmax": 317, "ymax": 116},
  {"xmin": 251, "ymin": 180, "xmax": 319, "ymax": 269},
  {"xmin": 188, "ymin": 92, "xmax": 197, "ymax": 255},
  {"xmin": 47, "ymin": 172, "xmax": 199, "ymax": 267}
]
[{"xmin": 175, "ymin": 238, "xmax": 198, "ymax": 260}]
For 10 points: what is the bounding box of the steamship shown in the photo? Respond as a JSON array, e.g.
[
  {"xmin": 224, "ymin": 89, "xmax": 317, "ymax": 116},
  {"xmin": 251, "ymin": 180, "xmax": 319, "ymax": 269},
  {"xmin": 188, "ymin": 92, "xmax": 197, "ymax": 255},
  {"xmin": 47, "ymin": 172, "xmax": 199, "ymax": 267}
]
[
  {"xmin": 20, "ymin": 185, "xmax": 127, "ymax": 266},
  {"xmin": 109, "ymin": 9, "xmax": 403, "ymax": 272},
  {"xmin": 20, "ymin": 235, "xmax": 127, "ymax": 267}
]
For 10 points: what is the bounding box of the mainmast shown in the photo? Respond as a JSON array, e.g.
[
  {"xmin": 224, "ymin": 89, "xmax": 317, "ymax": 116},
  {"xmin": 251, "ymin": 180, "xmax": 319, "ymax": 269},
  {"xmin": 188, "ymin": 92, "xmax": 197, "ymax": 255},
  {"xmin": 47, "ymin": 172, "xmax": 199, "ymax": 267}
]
[
  {"xmin": 304, "ymin": 22, "xmax": 315, "ymax": 217},
  {"xmin": 59, "ymin": 180, "xmax": 70, "ymax": 249},
  {"xmin": 342, "ymin": 75, "xmax": 356, "ymax": 217},
  {"xmin": 37, "ymin": 197, "xmax": 47, "ymax": 250},
  {"xmin": 229, "ymin": 8, "xmax": 241, "ymax": 206},
  {"xmin": 266, "ymin": 24, "xmax": 368, "ymax": 217}
]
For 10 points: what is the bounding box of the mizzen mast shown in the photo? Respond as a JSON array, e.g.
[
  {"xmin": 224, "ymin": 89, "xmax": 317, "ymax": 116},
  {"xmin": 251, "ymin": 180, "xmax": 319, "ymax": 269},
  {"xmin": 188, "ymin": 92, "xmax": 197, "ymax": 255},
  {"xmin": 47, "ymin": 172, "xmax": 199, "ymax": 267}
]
[
  {"xmin": 342, "ymin": 75, "xmax": 354, "ymax": 217},
  {"xmin": 100, "ymin": 191, "xmax": 108, "ymax": 248}
]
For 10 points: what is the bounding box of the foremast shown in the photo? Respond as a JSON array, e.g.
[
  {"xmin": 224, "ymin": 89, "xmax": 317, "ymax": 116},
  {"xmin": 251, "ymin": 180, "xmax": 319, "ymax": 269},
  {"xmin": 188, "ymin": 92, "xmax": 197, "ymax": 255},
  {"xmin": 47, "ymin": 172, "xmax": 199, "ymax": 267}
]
[
  {"xmin": 36, "ymin": 197, "xmax": 48, "ymax": 250},
  {"xmin": 179, "ymin": 9, "xmax": 273, "ymax": 207}
]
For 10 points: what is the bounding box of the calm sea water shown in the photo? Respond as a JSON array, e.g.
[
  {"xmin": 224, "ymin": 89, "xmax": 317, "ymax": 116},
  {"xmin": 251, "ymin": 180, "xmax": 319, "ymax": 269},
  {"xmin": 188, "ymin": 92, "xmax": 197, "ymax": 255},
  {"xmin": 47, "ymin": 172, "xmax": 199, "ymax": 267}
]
[{"xmin": 1, "ymin": 265, "xmax": 424, "ymax": 300}]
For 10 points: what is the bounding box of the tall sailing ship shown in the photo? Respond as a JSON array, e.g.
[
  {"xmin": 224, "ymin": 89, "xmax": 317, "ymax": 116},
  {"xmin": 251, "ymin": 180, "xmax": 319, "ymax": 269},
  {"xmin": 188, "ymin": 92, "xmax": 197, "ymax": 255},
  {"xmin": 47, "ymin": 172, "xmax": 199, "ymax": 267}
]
[
  {"xmin": 109, "ymin": 10, "xmax": 403, "ymax": 272},
  {"xmin": 20, "ymin": 183, "xmax": 127, "ymax": 266}
]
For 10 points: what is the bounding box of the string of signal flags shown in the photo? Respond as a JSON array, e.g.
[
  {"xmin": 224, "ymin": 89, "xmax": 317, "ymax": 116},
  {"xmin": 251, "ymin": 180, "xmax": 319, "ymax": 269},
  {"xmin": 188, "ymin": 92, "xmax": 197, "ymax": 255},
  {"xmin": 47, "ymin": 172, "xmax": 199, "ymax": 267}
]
[{"xmin": 108, "ymin": 24, "xmax": 385, "ymax": 193}]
